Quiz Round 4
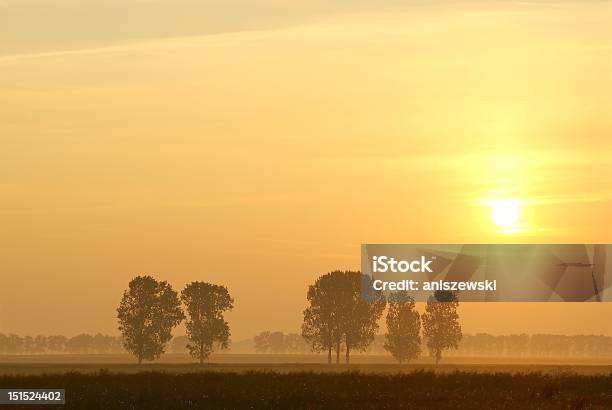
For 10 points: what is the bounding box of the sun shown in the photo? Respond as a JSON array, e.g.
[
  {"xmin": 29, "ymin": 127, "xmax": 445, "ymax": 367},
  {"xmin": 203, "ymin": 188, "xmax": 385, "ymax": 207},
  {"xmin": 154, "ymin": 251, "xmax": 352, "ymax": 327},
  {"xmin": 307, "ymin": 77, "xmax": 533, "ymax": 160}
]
[{"xmin": 490, "ymin": 199, "xmax": 521, "ymax": 228}]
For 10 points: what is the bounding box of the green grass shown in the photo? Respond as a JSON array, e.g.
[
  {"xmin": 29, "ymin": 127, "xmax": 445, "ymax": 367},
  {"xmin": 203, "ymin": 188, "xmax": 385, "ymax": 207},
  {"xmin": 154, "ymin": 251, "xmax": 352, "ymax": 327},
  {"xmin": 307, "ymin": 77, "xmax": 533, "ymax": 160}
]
[{"xmin": 1, "ymin": 370, "xmax": 611, "ymax": 409}]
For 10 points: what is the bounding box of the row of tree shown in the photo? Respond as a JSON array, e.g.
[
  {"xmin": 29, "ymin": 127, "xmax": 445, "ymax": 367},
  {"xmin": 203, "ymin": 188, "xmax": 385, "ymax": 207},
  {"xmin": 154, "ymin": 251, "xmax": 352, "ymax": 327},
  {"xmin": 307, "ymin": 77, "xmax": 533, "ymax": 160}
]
[
  {"xmin": 112, "ymin": 271, "xmax": 463, "ymax": 364},
  {"xmin": 301, "ymin": 270, "xmax": 462, "ymax": 364},
  {"xmin": 18, "ymin": 270, "xmax": 609, "ymax": 364},
  {"xmin": 4, "ymin": 331, "xmax": 612, "ymax": 358},
  {"xmin": 364, "ymin": 333, "xmax": 612, "ymax": 358},
  {"xmin": 449, "ymin": 333, "xmax": 612, "ymax": 358},
  {"xmin": 0, "ymin": 333, "xmax": 124, "ymax": 354},
  {"xmin": 253, "ymin": 331, "xmax": 311, "ymax": 353},
  {"xmin": 118, "ymin": 271, "xmax": 463, "ymax": 364},
  {"xmin": 0, "ymin": 271, "xmax": 464, "ymax": 363},
  {"xmin": 116, "ymin": 276, "xmax": 233, "ymax": 363}
]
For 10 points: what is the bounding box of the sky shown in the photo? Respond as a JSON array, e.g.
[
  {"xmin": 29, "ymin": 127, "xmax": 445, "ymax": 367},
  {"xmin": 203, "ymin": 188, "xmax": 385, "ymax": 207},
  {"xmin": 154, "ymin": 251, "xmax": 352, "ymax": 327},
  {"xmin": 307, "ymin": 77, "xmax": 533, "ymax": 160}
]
[{"xmin": 1, "ymin": 0, "xmax": 611, "ymax": 340}]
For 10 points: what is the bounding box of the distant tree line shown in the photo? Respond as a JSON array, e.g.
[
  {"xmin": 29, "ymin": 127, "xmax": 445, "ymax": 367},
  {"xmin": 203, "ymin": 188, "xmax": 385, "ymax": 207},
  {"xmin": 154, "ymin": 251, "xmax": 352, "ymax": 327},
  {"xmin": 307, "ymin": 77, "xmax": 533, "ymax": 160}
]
[
  {"xmin": 361, "ymin": 333, "xmax": 612, "ymax": 358},
  {"xmin": 0, "ymin": 333, "xmax": 124, "ymax": 354},
  {"xmin": 451, "ymin": 333, "xmax": 612, "ymax": 358},
  {"xmin": 252, "ymin": 331, "xmax": 311, "ymax": 353},
  {"xmin": 4, "ymin": 332, "xmax": 611, "ymax": 359}
]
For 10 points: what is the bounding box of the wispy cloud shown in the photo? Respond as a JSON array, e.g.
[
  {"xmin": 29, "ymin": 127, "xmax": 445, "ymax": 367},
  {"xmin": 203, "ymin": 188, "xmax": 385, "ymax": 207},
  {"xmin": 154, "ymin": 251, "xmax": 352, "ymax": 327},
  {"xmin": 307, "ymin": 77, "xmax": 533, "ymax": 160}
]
[{"xmin": 0, "ymin": 21, "xmax": 342, "ymax": 64}]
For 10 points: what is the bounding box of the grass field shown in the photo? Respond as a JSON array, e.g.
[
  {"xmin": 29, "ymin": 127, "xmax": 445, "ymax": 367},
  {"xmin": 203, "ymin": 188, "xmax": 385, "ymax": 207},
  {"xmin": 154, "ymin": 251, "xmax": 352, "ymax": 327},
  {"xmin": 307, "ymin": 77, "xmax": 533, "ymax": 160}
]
[
  {"xmin": 1, "ymin": 369, "xmax": 611, "ymax": 409},
  {"xmin": 0, "ymin": 355, "xmax": 610, "ymax": 409},
  {"xmin": 1, "ymin": 353, "xmax": 611, "ymax": 375}
]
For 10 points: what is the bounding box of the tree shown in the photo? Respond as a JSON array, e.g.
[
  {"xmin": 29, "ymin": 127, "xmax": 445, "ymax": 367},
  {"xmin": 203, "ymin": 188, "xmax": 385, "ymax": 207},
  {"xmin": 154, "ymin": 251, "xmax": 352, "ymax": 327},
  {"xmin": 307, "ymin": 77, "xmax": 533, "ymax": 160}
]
[
  {"xmin": 22, "ymin": 336, "xmax": 35, "ymax": 354},
  {"xmin": 3, "ymin": 334, "xmax": 24, "ymax": 354},
  {"xmin": 65, "ymin": 334, "xmax": 94, "ymax": 353},
  {"xmin": 302, "ymin": 272, "xmax": 340, "ymax": 364},
  {"xmin": 268, "ymin": 331, "xmax": 286, "ymax": 353},
  {"xmin": 46, "ymin": 335, "xmax": 68, "ymax": 352},
  {"xmin": 504, "ymin": 334, "xmax": 530, "ymax": 357},
  {"xmin": 302, "ymin": 270, "xmax": 385, "ymax": 364},
  {"xmin": 170, "ymin": 335, "xmax": 189, "ymax": 353},
  {"xmin": 421, "ymin": 291, "xmax": 462, "ymax": 364},
  {"xmin": 93, "ymin": 333, "xmax": 115, "ymax": 353},
  {"xmin": 117, "ymin": 275, "xmax": 184, "ymax": 364},
  {"xmin": 343, "ymin": 273, "xmax": 386, "ymax": 364},
  {"xmin": 33, "ymin": 336, "xmax": 48, "ymax": 353},
  {"xmin": 181, "ymin": 282, "xmax": 234, "ymax": 364},
  {"xmin": 384, "ymin": 294, "xmax": 421, "ymax": 364},
  {"xmin": 284, "ymin": 333, "xmax": 309, "ymax": 353},
  {"xmin": 253, "ymin": 331, "xmax": 271, "ymax": 353}
]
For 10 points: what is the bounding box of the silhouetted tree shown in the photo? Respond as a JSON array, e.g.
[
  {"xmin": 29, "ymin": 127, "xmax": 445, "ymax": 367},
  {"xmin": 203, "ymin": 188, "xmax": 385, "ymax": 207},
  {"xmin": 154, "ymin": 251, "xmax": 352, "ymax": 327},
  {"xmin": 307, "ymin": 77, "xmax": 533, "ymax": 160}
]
[
  {"xmin": 302, "ymin": 272, "xmax": 339, "ymax": 364},
  {"xmin": 181, "ymin": 282, "xmax": 234, "ymax": 364},
  {"xmin": 343, "ymin": 273, "xmax": 385, "ymax": 364},
  {"xmin": 117, "ymin": 275, "xmax": 184, "ymax": 364},
  {"xmin": 302, "ymin": 271, "xmax": 385, "ymax": 364},
  {"xmin": 422, "ymin": 291, "xmax": 462, "ymax": 364},
  {"xmin": 384, "ymin": 294, "xmax": 421, "ymax": 363}
]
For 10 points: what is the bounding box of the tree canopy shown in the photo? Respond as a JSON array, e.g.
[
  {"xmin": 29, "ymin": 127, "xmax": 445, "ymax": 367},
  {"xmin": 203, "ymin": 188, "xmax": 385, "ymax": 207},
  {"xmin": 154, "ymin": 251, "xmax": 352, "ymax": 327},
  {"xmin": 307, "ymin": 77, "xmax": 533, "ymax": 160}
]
[
  {"xmin": 422, "ymin": 290, "xmax": 462, "ymax": 364},
  {"xmin": 180, "ymin": 282, "xmax": 234, "ymax": 363},
  {"xmin": 384, "ymin": 293, "xmax": 422, "ymax": 364},
  {"xmin": 302, "ymin": 270, "xmax": 385, "ymax": 364},
  {"xmin": 117, "ymin": 275, "xmax": 184, "ymax": 364}
]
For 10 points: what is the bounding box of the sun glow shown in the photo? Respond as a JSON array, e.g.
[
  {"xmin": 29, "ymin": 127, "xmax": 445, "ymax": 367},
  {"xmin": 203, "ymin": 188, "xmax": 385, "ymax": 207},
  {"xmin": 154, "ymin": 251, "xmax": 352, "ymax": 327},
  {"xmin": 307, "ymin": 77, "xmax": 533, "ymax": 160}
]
[{"xmin": 488, "ymin": 199, "xmax": 521, "ymax": 231}]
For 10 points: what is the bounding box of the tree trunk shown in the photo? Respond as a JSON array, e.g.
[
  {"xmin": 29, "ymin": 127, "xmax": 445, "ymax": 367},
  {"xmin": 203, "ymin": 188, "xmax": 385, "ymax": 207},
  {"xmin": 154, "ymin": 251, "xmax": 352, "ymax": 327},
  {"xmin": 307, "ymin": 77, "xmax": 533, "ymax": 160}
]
[
  {"xmin": 345, "ymin": 345, "xmax": 350, "ymax": 364},
  {"xmin": 137, "ymin": 340, "xmax": 143, "ymax": 365},
  {"xmin": 336, "ymin": 341, "xmax": 340, "ymax": 364},
  {"xmin": 435, "ymin": 349, "xmax": 441, "ymax": 365},
  {"xmin": 327, "ymin": 346, "xmax": 332, "ymax": 364}
]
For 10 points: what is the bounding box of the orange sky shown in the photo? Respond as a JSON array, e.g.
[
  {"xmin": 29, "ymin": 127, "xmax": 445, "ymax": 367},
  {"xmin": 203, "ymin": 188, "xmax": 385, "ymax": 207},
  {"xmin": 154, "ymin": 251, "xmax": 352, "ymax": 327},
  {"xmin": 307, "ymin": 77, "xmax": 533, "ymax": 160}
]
[{"xmin": 1, "ymin": 0, "xmax": 611, "ymax": 339}]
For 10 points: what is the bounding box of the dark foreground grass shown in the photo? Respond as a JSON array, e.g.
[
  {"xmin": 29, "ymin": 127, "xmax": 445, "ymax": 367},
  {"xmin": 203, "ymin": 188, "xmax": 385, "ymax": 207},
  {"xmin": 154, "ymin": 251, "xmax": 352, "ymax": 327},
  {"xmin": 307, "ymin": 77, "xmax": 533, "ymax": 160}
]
[{"xmin": 1, "ymin": 370, "xmax": 611, "ymax": 409}]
